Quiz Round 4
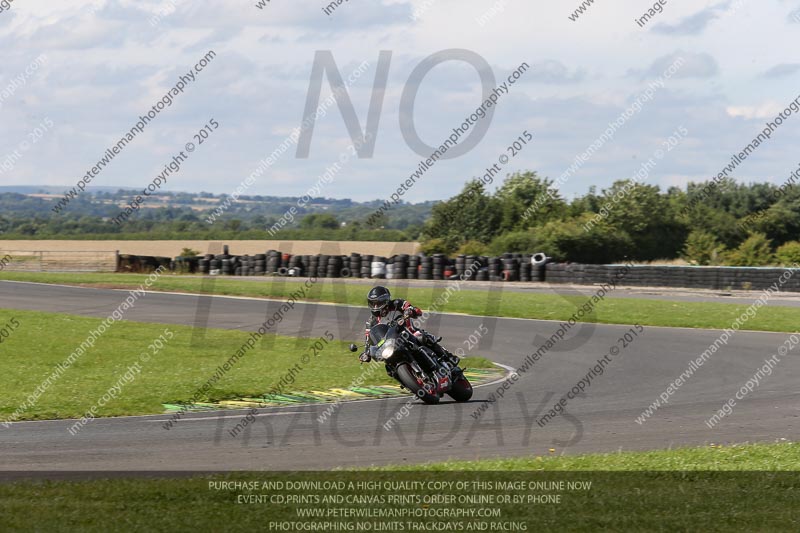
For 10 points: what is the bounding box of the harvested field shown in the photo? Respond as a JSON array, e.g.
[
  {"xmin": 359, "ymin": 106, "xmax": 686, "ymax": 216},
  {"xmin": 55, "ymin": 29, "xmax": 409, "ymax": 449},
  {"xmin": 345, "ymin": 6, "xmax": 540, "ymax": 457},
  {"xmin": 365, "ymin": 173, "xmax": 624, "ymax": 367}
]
[{"xmin": 0, "ymin": 240, "xmax": 419, "ymax": 259}]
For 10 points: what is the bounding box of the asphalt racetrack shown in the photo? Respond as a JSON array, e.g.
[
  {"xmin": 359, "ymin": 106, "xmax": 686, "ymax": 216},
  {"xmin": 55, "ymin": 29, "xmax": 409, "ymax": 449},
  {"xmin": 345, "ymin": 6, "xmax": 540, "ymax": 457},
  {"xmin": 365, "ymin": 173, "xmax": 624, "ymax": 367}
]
[{"xmin": 1, "ymin": 281, "xmax": 798, "ymax": 472}]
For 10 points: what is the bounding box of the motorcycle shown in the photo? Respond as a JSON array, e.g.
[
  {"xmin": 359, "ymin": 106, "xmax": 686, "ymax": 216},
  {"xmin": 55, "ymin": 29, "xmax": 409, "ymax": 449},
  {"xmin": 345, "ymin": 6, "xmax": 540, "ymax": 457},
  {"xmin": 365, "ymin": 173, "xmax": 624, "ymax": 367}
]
[{"xmin": 349, "ymin": 312, "xmax": 473, "ymax": 405}]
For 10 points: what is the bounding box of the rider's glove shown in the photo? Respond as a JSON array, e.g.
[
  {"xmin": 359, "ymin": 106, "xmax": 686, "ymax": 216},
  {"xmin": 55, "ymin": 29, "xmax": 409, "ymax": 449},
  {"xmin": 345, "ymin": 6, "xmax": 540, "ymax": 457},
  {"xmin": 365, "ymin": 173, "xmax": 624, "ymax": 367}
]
[
  {"xmin": 403, "ymin": 308, "xmax": 414, "ymax": 320},
  {"xmin": 359, "ymin": 352, "xmax": 371, "ymax": 363}
]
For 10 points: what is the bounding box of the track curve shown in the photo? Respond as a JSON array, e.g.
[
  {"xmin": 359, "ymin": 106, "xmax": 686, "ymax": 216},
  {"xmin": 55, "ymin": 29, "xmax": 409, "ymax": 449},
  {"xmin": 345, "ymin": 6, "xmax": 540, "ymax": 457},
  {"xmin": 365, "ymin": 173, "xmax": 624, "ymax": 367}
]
[{"xmin": 1, "ymin": 281, "xmax": 798, "ymax": 472}]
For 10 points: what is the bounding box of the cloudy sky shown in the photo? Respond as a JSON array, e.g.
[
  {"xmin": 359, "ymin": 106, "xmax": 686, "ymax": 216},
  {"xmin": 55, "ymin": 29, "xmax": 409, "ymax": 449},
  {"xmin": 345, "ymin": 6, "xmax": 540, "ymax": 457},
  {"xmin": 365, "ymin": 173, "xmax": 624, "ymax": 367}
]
[{"xmin": 1, "ymin": 0, "xmax": 799, "ymax": 203}]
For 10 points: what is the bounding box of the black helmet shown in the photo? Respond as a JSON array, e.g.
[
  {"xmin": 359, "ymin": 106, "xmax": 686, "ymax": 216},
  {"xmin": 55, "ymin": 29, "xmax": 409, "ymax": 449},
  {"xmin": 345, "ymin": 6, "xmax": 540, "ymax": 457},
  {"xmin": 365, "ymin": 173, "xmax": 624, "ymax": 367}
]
[{"xmin": 367, "ymin": 286, "xmax": 391, "ymax": 316}]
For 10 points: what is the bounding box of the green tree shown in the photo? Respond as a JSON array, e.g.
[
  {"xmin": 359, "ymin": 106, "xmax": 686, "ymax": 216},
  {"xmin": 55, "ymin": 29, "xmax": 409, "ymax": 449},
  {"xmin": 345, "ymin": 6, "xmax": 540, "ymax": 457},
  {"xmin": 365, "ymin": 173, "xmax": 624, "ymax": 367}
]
[
  {"xmin": 494, "ymin": 171, "xmax": 565, "ymax": 231},
  {"xmin": 225, "ymin": 219, "xmax": 242, "ymax": 232},
  {"xmin": 180, "ymin": 248, "xmax": 201, "ymax": 257},
  {"xmin": 725, "ymin": 233, "xmax": 774, "ymax": 266},
  {"xmin": 456, "ymin": 240, "xmax": 489, "ymax": 256},
  {"xmin": 301, "ymin": 213, "xmax": 339, "ymax": 229},
  {"xmin": 536, "ymin": 215, "xmax": 634, "ymax": 263},
  {"xmin": 745, "ymin": 201, "xmax": 800, "ymax": 247},
  {"xmin": 365, "ymin": 211, "xmax": 387, "ymax": 230},
  {"xmin": 600, "ymin": 181, "xmax": 687, "ymax": 260},
  {"xmin": 775, "ymin": 241, "xmax": 800, "ymax": 266},
  {"xmin": 421, "ymin": 179, "xmax": 502, "ymax": 250},
  {"xmin": 419, "ymin": 238, "xmax": 452, "ymax": 255},
  {"xmin": 682, "ymin": 230, "xmax": 726, "ymax": 266},
  {"xmin": 487, "ymin": 231, "xmax": 538, "ymax": 255}
]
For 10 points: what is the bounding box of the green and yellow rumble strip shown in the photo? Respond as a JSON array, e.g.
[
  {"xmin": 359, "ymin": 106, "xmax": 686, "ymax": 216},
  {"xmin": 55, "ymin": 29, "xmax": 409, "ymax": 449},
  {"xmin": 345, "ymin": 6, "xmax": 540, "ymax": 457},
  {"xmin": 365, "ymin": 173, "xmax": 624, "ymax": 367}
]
[{"xmin": 162, "ymin": 368, "xmax": 505, "ymax": 413}]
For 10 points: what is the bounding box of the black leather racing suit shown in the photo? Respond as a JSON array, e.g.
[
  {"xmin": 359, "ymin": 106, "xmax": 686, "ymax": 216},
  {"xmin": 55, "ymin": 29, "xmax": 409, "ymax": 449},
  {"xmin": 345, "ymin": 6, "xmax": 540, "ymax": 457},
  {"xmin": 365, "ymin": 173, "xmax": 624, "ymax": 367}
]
[{"xmin": 363, "ymin": 299, "xmax": 453, "ymax": 364}]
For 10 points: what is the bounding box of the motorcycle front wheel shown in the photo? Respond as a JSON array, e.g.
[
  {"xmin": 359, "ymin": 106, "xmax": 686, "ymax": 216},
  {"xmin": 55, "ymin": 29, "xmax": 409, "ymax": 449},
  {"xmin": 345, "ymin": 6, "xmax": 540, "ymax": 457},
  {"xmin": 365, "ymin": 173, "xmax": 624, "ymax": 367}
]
[
  {"xmin": 447, "ymin": 373, "xmax": 473, "ymax": 402},
  {"xmin": 395, "ymin": 363, "xmax": 439, "ymax": 404}
]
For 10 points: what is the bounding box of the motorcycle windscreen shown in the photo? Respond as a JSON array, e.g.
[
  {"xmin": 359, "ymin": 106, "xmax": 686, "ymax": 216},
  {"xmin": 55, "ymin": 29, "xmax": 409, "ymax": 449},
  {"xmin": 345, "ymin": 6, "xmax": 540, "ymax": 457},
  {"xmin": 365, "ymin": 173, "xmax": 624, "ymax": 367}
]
[{"xmin": 368, "ymin": 323, "xmax": 390, "ymax": 346}]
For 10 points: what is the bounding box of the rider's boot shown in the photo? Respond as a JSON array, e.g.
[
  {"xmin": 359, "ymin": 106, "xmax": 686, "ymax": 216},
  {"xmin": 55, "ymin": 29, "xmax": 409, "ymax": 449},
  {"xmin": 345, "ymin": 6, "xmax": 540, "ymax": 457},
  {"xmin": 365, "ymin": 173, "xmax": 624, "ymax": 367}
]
[{"xmin": 427, "ymin": 337, "xmax": 459, "ymax": 367}]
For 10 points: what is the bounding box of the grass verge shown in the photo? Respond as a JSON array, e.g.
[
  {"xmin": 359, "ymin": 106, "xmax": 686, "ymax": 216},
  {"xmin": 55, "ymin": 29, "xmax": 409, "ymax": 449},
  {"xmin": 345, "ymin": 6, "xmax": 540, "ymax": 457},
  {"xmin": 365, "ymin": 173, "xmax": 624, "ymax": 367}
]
[
  {"xmin": 1, "ymin": 443, "xmax": 798, "ymax": 532},
  {"xmin": 3, "ymin": 271, "xmax": 800, "ymax": 332},
  {"xmin": 373, "ymin": 440, "xmax": 800, "ymax": 471},
  {"xmin": 0, "ymin": 308, "xmax": 492, "ymax": 421}
]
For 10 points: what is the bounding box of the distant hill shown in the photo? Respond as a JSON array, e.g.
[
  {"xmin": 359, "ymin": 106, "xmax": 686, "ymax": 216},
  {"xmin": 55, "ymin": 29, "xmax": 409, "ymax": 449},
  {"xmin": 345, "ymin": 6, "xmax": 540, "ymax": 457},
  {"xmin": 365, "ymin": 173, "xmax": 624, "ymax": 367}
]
[
  {"xmin": 0, "ymin": 187, "xmax": 433, "ymax": 240},
  {"xmin": 0, "ymin": 185, "xmax": 136, "ymax": 194}
]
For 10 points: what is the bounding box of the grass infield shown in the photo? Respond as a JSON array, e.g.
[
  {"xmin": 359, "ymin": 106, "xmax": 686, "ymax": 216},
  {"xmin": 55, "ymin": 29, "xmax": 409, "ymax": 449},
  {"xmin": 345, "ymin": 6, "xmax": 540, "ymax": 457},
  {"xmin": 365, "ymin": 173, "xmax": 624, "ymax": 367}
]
[{"xmin": 0, "ymin": 308, "xmax": 491, "ymax": 421}]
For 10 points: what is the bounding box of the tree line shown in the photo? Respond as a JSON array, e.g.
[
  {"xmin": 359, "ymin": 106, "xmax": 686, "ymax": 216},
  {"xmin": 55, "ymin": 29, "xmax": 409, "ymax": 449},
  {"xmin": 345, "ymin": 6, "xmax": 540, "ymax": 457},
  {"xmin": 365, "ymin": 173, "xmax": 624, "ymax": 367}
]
[
  {"xmin": 2, "ymin": 172, "xmax": 799, "ymax": 267},
  {"xmin": 418, "ymin": 171, "xmax": 800, "ymax": 266}
]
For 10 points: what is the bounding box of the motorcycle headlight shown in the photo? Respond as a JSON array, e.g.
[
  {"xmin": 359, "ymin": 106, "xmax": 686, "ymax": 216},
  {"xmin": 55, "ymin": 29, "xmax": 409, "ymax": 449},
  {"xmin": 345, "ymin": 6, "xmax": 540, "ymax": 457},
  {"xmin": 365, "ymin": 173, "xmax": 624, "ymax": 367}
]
[{"xmin": 380, "ymin": 339, "xmax": 396, "ymax": 360}]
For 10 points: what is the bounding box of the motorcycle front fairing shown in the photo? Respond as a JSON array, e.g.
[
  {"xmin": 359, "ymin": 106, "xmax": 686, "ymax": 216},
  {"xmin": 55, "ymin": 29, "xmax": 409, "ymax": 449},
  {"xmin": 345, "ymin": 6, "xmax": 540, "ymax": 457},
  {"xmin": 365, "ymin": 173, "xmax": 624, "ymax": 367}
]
[
  {"xmin": 368, "ymin": 323, "xmax": 403, "ymax": 363},
  {"xmin": 368, "ymin": 319, "xmax": 438, "ymax": 372}
]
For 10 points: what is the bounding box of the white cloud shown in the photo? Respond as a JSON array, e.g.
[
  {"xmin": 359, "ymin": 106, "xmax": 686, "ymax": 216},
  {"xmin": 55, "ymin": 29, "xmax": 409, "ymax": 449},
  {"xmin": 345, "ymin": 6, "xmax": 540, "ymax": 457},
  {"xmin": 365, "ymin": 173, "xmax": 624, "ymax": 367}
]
[
  {"xmin": 0, "ymin": 0, "xmax": 796, "ymax": 201},
  {"xmin": 726, "ymin": 102, "xmax": 785, "ymax": 119}
]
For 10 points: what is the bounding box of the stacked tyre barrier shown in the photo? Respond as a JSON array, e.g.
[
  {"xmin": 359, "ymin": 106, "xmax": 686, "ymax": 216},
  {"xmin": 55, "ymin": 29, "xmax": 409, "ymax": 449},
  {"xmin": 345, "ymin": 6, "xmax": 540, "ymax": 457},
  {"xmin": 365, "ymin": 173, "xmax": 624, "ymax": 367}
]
[
  {"xmin": 137, "ymin": 248, "xmax": 556, "ymax": 283},
  {"xmin": 406, "ymin": 255, "xmax": 422, "ymax": 279},
  {"xmin": 120, "ymin": 248, "xmax": 800, "ymax": 292},
  {"xmin": 371, "ymin": 256, "xmax": 387, "ymax": 279},
  {"xmin": 432, "ymin": 254, "xmax": 446, "ymax": 280},
  {"xmin": 359, "ymin": 254, "xmax": 373, "ymax": 278},
  {"xmin": 543, "ymin": 263, "xmax": 800, "ymax": 292}
]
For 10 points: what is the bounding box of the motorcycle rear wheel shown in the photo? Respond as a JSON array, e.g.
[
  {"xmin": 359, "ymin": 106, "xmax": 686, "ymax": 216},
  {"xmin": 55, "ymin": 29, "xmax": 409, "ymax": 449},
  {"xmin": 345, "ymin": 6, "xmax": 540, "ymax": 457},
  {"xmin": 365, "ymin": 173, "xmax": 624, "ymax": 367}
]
[{"xmin": 396, "ymin": 363, "xmax": 439, "ymax": 404}]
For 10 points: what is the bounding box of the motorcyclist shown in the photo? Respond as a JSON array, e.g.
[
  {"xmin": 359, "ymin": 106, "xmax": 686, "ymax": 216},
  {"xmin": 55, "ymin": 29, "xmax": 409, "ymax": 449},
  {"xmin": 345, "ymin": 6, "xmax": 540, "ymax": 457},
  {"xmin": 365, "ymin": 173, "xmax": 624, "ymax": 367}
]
[{"xmin": 359, "ymin": 286, "xmax": 458, "ymax": 366}]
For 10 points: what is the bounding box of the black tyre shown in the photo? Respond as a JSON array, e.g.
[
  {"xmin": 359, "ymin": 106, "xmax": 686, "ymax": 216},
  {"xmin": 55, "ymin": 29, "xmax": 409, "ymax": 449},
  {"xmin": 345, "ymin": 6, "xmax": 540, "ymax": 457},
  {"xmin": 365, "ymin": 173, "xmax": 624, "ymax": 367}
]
[
  {"xmin": 395, "ymin": 363, "xmax": 439, "ymax": 405},
  {"xmin": 447, "ymin": 374, "xmax": 473, "ymax": 402}
]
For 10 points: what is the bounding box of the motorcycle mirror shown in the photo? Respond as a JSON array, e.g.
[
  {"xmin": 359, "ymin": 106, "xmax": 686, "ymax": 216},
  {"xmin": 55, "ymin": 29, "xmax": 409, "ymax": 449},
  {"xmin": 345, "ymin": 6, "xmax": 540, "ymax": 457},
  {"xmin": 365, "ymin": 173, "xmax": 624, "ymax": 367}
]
[{"xmin": 349, "ymin": 344, "xmax": 359, "ymax": 352}]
